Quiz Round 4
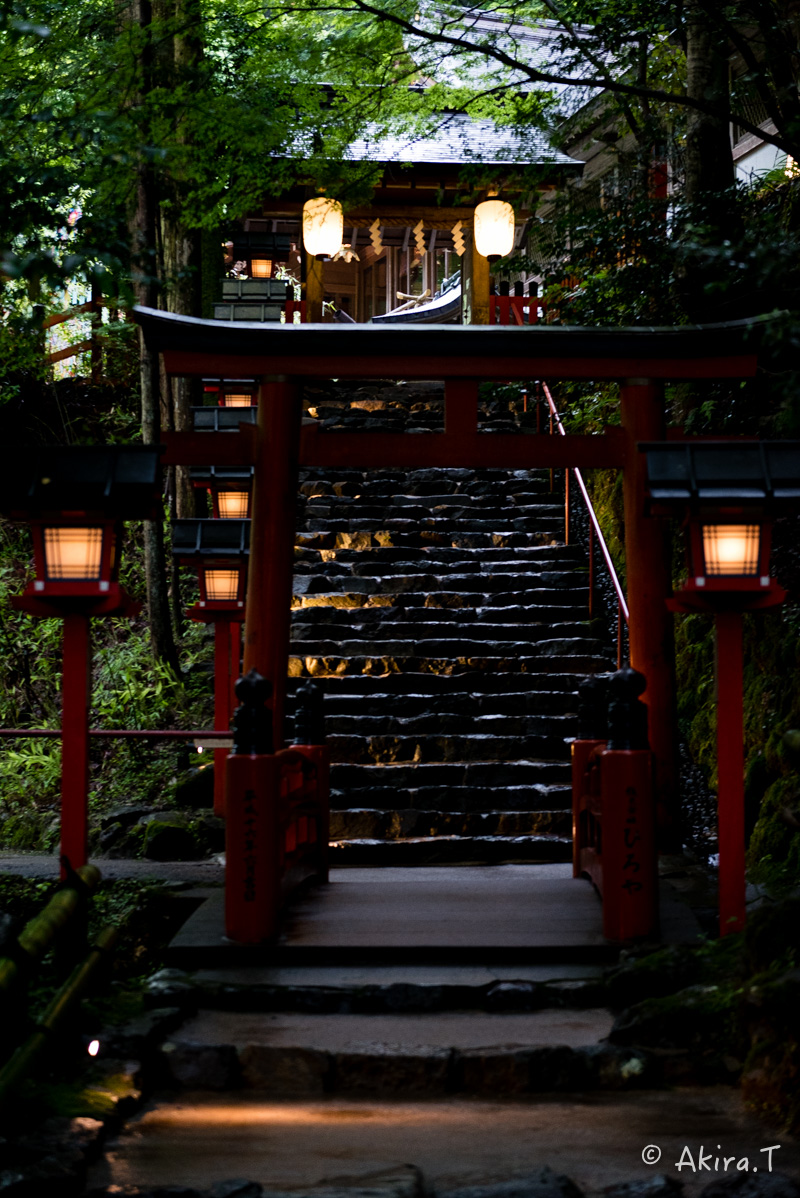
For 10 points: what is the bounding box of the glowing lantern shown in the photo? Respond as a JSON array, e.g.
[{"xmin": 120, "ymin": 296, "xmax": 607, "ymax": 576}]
[
  {"xmin": 42, "ymin": 526, "xmax": 106, "ymax": 582},
  {"xmin": 221, "ymin": 391, "xmax": 256, "ymax": 408},
  {"xmin": 474, "ymin": 200, "xmax": 515, "ymax": 263},
  {"xmin": 302, "ymin": 197, "xmax": 344, "ymax": 260},
  {"xmin": 699, "ymin": 524, "xmax": 761, "ymax": 580},
  {"xmin": 172, "ymin": 518, "xmax": 250, "ymax": 612},
  {"xmin": 250, "ymin": 259, "xmax": 272, "ymax": 278},
  {"xmin": 216, "ymin": 489, "xmax": 251, "ymax": 520}
]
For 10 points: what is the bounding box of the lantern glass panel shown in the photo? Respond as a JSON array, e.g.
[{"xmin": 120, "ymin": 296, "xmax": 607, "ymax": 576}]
[
  {"xmin": 250, "ymin": 259, "xmax": 272, "ymax": 278},
  {"xmin": 302, "ymin": 197, "xmax": 343, "ymax": 258},
  {"xmin": 474, "ymin": 200, "xmax": 515, "ymax": 260},
  {"xmin": 217, "ymin": 490, "xmax": 250, "ymax": 519},
  {"xmin": 204, "ymin": 568, "xmax": 240, "ymax": 602},
  {"xmin": 44, "ymin": 527, "xmax": 104, "ymax": 579},
  {"xmin": 702, "ymin": 524, "xmax": 760, "ymax": 576},
  {"xmin": 222, "ymin": 392, "xmax": 255, "ymax": 407}
]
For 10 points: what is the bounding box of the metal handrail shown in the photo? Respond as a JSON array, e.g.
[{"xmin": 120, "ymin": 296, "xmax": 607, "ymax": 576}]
[{"xmin": 541, "ymin": 382, "xmax": 629, "ymax": 667}]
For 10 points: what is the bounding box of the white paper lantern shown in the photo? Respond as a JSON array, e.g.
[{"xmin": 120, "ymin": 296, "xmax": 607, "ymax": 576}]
[
  {"xmin": 302, "ymin": 197, "xmax": 344, "ymax": 259},
  {"xmin": 474, "ymin": 200, "xmax": 515, "ymax": 262}
]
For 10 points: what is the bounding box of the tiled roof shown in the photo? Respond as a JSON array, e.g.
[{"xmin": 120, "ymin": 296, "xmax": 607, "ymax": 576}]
[{"xmin": 345, "ymin": 113, "xmax": 580, "ymax": 168}]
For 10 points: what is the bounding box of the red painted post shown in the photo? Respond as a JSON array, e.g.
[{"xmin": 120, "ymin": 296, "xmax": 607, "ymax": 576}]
[
  {"xmin": 229, "ymin": 621, "xmax": 242, "ymax": 717},
  {"xmin": 599, "ymin": 749, "xmax": 658, "ymax": 941},
  {"xmin": 61, "ymin": 613, "xmax": 91, "ymax": 874},
  {"xmin": 243, "ymin": 379, "xmax": 302, "ymax": 749},
  {"xmin": 619, "ymin": 380, "xmax": 679, "ymax": 849},
  {"xmin": 225, "ymin": 751, "xmax": 281, "ymax": 943},
  {"xmin": 571, "ymin": 738, "xmax": 605, "ymax": 878},
  {"xmin": 293, "ymin": 743, "xmax": 331, "ymax": 881},
  {"xmin": 716, "ymin": 610, "xmax": 746, "ymax": 935},
  {"xmin": 214, "ymin": 620, "xmax": 232, "ymax": 817},
  {"xmin": 445, "ymin": 379, "xmax": 479, "ymax": 439}
]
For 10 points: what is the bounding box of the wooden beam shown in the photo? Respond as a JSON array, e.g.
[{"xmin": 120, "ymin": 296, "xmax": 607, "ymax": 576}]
[
  {"xmin": 161, "ymin": 348, "xmax": 758, "ymax": 382},
  {"xmin": 298, "ymin": 426, "xmax": 626, "ymax": 470},
  {"xmin": 161, "ymin": 427, "xmax": 257, "ymax": 467}
]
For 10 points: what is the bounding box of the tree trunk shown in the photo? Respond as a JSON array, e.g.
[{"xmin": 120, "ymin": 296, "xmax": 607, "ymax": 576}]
[
  {"xmin": 130, "ymin": 0, "xmax": 181, "ymax": 673},
  {"xmin": 162, "ymin": 0, "xmax": 204, "ymax": 519},
  {"xmin": 685, "ymin": 0, "xmax": 734, "ymax": 204}
]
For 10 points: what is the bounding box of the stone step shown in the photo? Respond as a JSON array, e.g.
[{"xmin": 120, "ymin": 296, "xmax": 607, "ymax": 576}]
[
  {"xmin": 293, "ymin": 591, "xmax": 589, "ymax": 611},
  {"xmin": 300, "ymin": 481, "xmax": 561, "ymax": 498},
  {"xmin": 327, "ymin": 784, "xmax": 572, "ymax": 813},
  {"xmin": 286, "ymin": 673, "xmax": 583, "ymax": 694},
  {"xmin": 298, "ymin": 532, "xmax": 574, "ymax": 550},
  {"xmin": 146, "ymin": 962, "xmax": 606, "ymax": 1014},
  {"xmin": 290, "ymin": 654, "xmax": 610, "ymax": 677},
  {"xmin": 330, "ymin": 761, "xmax": 572, "ymax": 790},
  {"xmin": 293, "ymin": 573, "xmax": 586, "ymax": 595},
  {"xmin": 299, "ymin": 503, "xmax": 566, "ymax": 520},
  {"xmin": 291, "ymin": 622, "xmax": 593, "ymax": 644},
  {"xmin": 291, "ymin": 608, "xmax": 591, "ymax": 628},
  {"xmin": 302, "ymin": 691, "xmax": 577, "ymax": 716},
  {"xmin": 159, "ymin": 1008, "xmax": 652, "ymax": 1095},
  {"xmin": 301, "ymin": 493, "xmax": 562, "ymax": 510},
  {"xmin": 293, "ymin": 557, "xmax": 582, "ymax": 576},
  {"xmin": 302, "ymin": 518, "xmax": 566, "ymax": 535},
  {"xmin": 329, "ymin": 835, "xmax": 573, "ymax": 865},
  {"xmin": 295, "ymin": 544, "xmax": 583, "ymax": 563},
  {"xmin": 326, "ymin": 733, "xmax": 570, "ymax": 765},
  {"xmin": 322, "ymin": 713, "xmax": 575, "ymax": 735},
  {"xmin": 329, "ymin": 808, "xmax": 571, "ymax": 839},
  {"xmin": 290, "ymin": 637, "xmax": 603, "ymax": 659}
]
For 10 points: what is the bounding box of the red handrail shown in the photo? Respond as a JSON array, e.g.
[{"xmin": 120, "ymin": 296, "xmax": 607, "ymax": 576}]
[{"xmin": 541, "ymin": 382, "xmax": 629, "ymax": 667}]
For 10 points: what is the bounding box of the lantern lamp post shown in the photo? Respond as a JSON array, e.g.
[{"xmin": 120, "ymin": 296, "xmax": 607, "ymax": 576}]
[
  {"xmin": 173, "ymin": 518, "xmax": 250, "ymax": 814},
  {"xmin": 0, "ymin": 447, "xmax": 160, "ymax": 874},
  {"xmin": 644, "ymin": 441, "xmax": 800, "ymax": 934},
  {"xmin": 473, "ymin": 198, "xmax": 515, "ymax": 263}
]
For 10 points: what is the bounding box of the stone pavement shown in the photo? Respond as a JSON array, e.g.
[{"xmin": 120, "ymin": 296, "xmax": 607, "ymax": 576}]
[
  {"xmin": 89, "ymin": 1090, "xmax": 800, "ymax": 1198},
  {"xmin": 167, "ymin": 864, "xmax": 700, "ymax": 969}
]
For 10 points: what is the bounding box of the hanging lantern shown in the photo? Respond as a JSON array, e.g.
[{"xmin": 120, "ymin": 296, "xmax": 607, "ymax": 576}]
[
  {"xmin": 302, "ymin": 197, "xmax": 344, "ymax": 260},
  {"xmin": 473, "ymin": 200, "xmax": 515, "ymax": 263}
]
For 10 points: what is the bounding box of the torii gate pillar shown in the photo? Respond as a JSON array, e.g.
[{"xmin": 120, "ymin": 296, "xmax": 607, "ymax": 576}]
[
  {"xmin": 243, "ymin": 377, "xmax": 303, "ymax": 748},
  {"xmin": 620, "ymin": 379, "xmax": 679, "ymax": 850}
]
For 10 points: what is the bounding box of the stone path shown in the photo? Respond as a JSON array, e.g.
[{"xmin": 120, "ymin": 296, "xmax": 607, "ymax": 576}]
[{"xmin": 90, "ymin": 1091, "xmax": 800, "ymax": 1198}]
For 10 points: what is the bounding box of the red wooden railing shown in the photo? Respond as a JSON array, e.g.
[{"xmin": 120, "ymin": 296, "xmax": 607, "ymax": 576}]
[
  {"xmin": 488, "ymin": 289, "xmax": 546, "ymax": 326},
  {"xmin": 225, "ymin": 741, "xmax": 330, "ymax": 944},
  {"xmin": 571, "ymin": 669, "xmax": 657, "ymax": 942},
  {"xmin": 542, "ymin": 382, "xmax": 629, "ymax": 667}
]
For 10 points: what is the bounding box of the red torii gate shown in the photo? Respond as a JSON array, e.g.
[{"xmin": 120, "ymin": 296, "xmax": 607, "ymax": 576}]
[{"xmin": 135, "ymin": 308, "xmax": 763, "ymax": 850}]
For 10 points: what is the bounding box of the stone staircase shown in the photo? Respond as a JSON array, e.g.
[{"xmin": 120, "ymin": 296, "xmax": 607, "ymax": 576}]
[{"xmin": 287, "ymin": 381, "xmax": 614, "ymax": 866}]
